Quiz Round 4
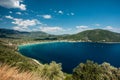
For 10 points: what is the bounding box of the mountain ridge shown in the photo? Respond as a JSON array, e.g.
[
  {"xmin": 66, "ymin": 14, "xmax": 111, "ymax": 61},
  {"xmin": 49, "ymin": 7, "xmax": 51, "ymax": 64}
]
[
  {"xmin": 61, "ymin": 29, "xmax": 120, "ymax": 42},
  {"xmin": 0, "ymin": 28, "xmax": 120, "ymax": 42}
]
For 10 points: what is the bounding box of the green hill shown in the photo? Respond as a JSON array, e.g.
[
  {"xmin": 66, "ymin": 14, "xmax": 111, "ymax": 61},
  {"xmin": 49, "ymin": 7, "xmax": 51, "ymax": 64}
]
[{"xmin": 63, "ymin": 29, "xmax": 120, "ymax": 42}]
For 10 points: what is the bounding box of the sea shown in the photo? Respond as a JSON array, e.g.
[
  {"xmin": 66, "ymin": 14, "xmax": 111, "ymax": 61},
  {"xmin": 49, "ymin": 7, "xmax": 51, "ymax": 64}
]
[{"xmin": 19, "ymin": 42, "xmax": 120, "ymax": 73}]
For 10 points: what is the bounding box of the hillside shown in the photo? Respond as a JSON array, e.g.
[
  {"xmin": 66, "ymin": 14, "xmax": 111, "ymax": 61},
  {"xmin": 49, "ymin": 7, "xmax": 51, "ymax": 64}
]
[
  {"xmin": 0, "ymin": 28, "xmax": 55, "ymax": 40},
  {"xmin": 0, "ymin": 39, "xmax": 40, "ymax": 71},
  {"xmin": 1, "ymin": 28, "xmax": 120, "ymax": 42},
  {"xmin": 63, "ymin": 29, "xmax": 120, "ymax": 42},
  {"xmin": 0, "ymin": 39, "xmax": 65, "ymax": 80}
]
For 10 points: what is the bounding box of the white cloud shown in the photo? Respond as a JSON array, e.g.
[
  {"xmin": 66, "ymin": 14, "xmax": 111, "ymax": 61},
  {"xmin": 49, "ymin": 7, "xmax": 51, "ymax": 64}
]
[
  {"xmin": 5, "ymin": 15, "xmax": 13, "ymax": 19},
  {"xmin": 5, "ymin": 15, "xmax": 41, "ymax": 31},
  {"xmin": 76, "ymin": 25, "xmax": 88, "ymax": 29},
  {"xmin": 75, "ymin": 25, "xmax": 93, "ymax": 33},
  {"xmin": 104, "ymin": 26, "xmax": 113, "ymax": 30},
  {"xmin": 103, "ymin": 26, "xmax": 120, "ymax": 33},
  {"xmin": 66, "ymin": 12, "xmax": 75, "ymax": 16},
  {"xmin": 39, "ymin": 26, "xmax": 64, "ymax": 32},
  {"xmin": 42, "ymin": 15, "xmax": 52, "ymax": 19},
  {"xmin": 94, "ymin": 24, "xmax": 100, "ymax": 26},
  {"xmin": 9, "ymin": 11, "xmax": 12, "ymax": 14},
  {"xmin": 71, "ymin": 13, "xmax": 74, "ymax": 15},
  {"xmin": 39, "ymin": 26, "xmax": 75, "ymax": 35},
  {"xmin": 16, "ymin": 12, "xmax": 21, "ymax": 15},
  {"xmin": 13, "ymin": 26, "xmax": 24, "ymax": 31},
  {"xmin": 12, "ymin": 19, "xmax": 39, "ymax": 29},
  {"xmin": 58, "ymin": 10, "xmax": 63, "ymax": 14},
  {"xmin": 0, "ymin": 0, "xmax": 26, "ymax": 10}
]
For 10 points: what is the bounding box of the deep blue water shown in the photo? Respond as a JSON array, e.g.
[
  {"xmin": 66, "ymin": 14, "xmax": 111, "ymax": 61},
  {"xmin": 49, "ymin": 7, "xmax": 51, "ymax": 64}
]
[{"xmin": 19, "ymin": 42, "xmax": 120, "ymax": 73}]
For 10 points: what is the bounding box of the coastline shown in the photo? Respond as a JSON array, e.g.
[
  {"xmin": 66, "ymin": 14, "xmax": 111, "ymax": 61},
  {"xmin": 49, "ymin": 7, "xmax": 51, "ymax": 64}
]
[
  {"xmin": 18, "ymin": 40, "xmax": 84, "ymax": 47},
  {"xmin": 17, "ymin": 40, "xmax": 120, "ymax": 72},
  {"xmin": 18, "ymin": 40, "xmax": 120, "ymax": 47}
]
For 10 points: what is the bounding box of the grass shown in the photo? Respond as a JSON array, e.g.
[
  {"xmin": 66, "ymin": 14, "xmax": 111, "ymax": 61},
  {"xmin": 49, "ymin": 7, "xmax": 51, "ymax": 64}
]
[{"xmin": 0, "ymin": 64, "xmax": 48, "ymax": 80}]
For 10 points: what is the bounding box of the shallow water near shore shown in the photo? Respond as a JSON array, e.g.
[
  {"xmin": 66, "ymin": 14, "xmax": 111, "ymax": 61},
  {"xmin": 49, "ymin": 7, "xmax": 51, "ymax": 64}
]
[{"xmin": 19, "ymin": 42, "xmax": 120, "ymax": 73}]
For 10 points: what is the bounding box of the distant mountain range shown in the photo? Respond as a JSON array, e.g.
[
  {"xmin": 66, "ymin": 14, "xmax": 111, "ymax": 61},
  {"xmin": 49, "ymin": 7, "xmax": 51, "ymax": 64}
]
[
  {"xmin": 0, "ymin": 28, "xmax": 120, "ymax": 42},
  {"xmin": 0, "ymin": 28, "xmax": 56, "ymax": 40}
]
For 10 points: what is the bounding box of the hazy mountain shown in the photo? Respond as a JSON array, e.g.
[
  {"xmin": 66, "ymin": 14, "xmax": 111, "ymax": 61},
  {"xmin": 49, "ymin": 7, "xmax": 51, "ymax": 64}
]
[{"xmin": 0, "ymin": 28, "xmax": 51, "ymax": 39}]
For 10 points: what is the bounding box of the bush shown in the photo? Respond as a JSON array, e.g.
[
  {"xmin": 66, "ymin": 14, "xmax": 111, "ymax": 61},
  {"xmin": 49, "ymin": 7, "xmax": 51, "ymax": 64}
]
[
  {"xmin": 38, "ymin": 61, "xmax": 65, "ymax": 80},
  {"xmin": 73, "ymin": 60, "xmax": 103, "ymax": 80},
  {"xmin": 72, "ymin": 60, "xmax": 120, "ymax": 80}
]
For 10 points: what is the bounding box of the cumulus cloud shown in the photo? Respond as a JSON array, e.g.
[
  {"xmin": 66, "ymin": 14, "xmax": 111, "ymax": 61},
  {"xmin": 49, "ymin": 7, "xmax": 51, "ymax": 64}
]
[
  {"xmin": 75, "ymin": 25, "xmax": 92, "ymax": 33},
  {"xmin": 5, "ymin": 15, "xmax": 13, "ymax": 19},
  {"xmin": 76, "ymin": 25, "xmax": 88, "ymax": 29},
  {"xmin": 103, "ymin": 26, "xmax": 120, "ymax": 33},
  {"xmin": 12, "ymin": 19, "xmax": 39, "ymax": 29},
  {"xmin": 94, "ymin": 24, "xmax": 100, "ymax": 26},
  {"xmin": 39, "ymin": 26, "xmax": 64, "ymax": 32},
  {"xmin": 5, "ymin": 15, "xmax": 41, "ymax": 31},
  {"xmin": 42, "ymin": 15, "xmax": 52, "ymax": 19},
  {"xmin": 9, "ymin": 11, "xmax": 12, "ymax": 14},
  {"xmin": 67, "ymin": 12, "xmax": 75, "ymax": 16},
  {"xmin": 58, "ymin": 10, "xmax": 63, "ymax": 14},
  {"xmin": 0, "ymin": 0, "xmax": 26, "ymax": 10},
  {"xmin": 104, "ymin": 26, "xmax": 113, "ymax": 30},
  {"xmin": 16, "ymin": 12, "xmax": 22, "ymax": 15},
  {"xmin": 71, "ymin": 13, "xmax": 74, "ymax": 15}
]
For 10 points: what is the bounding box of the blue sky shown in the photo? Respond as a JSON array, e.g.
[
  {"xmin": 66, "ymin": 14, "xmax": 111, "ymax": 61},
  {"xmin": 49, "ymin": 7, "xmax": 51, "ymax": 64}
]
[{"xmin": 0, "ymin": 0, "xmax": 120, "ymax": 34}]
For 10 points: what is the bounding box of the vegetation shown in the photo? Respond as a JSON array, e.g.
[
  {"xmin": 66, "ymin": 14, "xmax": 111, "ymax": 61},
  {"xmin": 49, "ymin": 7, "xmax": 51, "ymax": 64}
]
[
  {"xmin": 0, "ymin": 63, "xmax": 65, "ymax": 80},
  {"xmin": 61, "ymin": 29, "xmax": 120, "ymax": 42},
  {"xmin": 0, "ymin": 28, "xmax": 57, "ymax": 40},
  {"xmin": 72, "ymin": 60, "xmax": 120, "ymax": 80},
  {"xmin": 37, "ymin": 61, "xmax": 65, "ymax": 80},
  {"xmin": 0, "ymin": 39, "xmax": 40, "ymax": 71},
  {"xmin": 0, "ymin": 64, "xmax": 43, "ymax": 80},
  {"xmin": 1, "ymin": 28, "xmax": 120, "ymax": 42},
  {"xmin": 0, "ymin": 38, "xmax": 65, "ymax": 80}
]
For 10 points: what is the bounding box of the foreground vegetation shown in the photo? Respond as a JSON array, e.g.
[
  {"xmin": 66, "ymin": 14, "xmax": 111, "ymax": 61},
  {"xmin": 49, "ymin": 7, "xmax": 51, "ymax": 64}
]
[
  {"xmin": 1, "ymin": 61, "xmax": 120, "ymax": 80},
  {"xmin": 0, "ymin": 64, "xmax": 43, "ymax": 80},
  {"xmin": 0, "ymin": 63, "xmax": 65, "ymax": 80},
  {"xmin": 72, "ymin": 60, "xmax": 120, "ymax": 80}
]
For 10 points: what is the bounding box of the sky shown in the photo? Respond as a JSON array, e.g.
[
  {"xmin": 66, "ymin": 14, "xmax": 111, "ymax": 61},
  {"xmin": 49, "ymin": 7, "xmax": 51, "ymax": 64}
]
[{"xmin": 0, "ymin": 0, "xmax": 120, "ymax": 34}]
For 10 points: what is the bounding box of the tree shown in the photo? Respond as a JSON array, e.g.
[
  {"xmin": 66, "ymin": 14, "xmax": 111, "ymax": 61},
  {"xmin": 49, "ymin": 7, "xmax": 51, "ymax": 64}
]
[
  {"xmin": 73, "ymin": 60, "xmax": 103, "ymax": 80},
  {"xmin": 39, "ymin": 61, "xmax": 65, "ymax": 80}
]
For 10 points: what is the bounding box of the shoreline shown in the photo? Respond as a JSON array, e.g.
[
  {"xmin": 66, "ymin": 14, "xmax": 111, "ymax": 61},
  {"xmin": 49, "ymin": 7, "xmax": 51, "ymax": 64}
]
[
  {"xmin": 18, "ymin": 40, "xmax": 83, "ymax": 46},
  {"xmin": 18, "ymin": 40, "xmax": 120, "ymax": 47}
]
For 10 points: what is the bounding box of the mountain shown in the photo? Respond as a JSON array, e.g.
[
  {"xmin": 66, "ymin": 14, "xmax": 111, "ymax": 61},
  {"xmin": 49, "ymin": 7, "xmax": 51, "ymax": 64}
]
[
  {"xmin": 63, "ymin": 29, "xmax": 120, "ymax": 42},
  {"xmin": 1, "ymin": 28, "xmax": 120, "ymax": 42},
  {"xmin": 0, "ymin": 28, "xmax": 54, "ymax": 39}
]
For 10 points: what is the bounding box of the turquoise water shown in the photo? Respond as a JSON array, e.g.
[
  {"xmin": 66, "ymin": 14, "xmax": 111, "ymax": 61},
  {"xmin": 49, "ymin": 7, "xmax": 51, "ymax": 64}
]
[{"xmin": 19, "ymin": 42, "xmax": 120, "ymax": 73}]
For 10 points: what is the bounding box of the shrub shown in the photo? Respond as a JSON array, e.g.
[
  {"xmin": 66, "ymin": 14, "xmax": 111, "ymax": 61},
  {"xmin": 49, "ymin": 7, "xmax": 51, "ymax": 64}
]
[{"xmin": 73, "ymin": 60, "xmax": 103, "ymax": 80}]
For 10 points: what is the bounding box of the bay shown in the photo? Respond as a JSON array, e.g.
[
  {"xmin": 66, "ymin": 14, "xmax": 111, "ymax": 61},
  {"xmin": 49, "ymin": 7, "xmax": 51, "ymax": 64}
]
[{"xmin": 19, "ymin": 42, "xmax": 120, "ymax": 73}]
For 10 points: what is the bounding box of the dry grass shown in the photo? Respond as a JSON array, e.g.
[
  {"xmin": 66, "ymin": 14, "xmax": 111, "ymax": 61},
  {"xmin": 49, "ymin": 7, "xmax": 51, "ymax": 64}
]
[{"xmin": 0, "ymin": 64, "xmax": 47, "ymax": 80}]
